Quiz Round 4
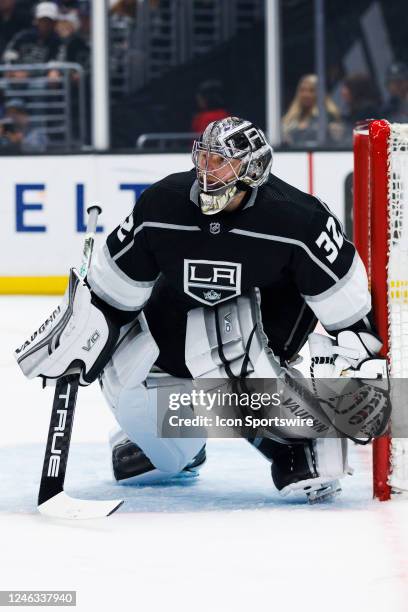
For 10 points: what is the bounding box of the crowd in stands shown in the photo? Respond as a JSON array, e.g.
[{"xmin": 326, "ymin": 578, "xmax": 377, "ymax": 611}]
[
  {"xmin": 0, "ymin": 0, "xmax": 160, "ymax": 151},
  {"xmin": 282, "ymin": 63, "xmax": 408, "ymax": 148},
  {"xmin": 0, "ymin": 0, "xmax": 90, "ymax": 151},
  {"xmin": 0, "ymin": 1, "xmax": 406, "ymax": 152},
  {"xmin": 1, "ymin": 1, "xmax": 89, "ymax": 66}
]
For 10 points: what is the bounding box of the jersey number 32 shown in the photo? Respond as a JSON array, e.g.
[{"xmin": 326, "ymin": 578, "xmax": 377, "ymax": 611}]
[{"xmin": 315, "ymin": 217, "xmax": 344, "ymax": 263}]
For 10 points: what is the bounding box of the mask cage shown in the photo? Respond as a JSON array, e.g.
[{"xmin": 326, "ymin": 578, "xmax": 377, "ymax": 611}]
[{"xmin": 192, "ymin": 140, "xmax": 251, "ymax": 192}]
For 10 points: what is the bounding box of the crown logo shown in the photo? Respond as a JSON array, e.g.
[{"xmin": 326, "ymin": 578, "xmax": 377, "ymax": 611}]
[{"xmin": 203, "ymin": 289, "xmax": 221, "ymax": 301}]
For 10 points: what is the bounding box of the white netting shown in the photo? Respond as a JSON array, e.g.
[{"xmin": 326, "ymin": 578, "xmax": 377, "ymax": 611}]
[{"xmin": 387, "ymin": 124, "xmax": 408, "ymax": 490}]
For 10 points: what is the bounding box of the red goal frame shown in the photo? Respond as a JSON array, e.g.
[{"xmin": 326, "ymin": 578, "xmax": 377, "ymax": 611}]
[{"xmin": 353, "ymin": 119, "xmax": 391, "ymax": 501}]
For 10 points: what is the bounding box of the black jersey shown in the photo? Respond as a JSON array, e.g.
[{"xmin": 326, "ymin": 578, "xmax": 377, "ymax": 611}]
[{"xmin": 88, "ymin": 170, "xmax": 371, "ymax": 377}]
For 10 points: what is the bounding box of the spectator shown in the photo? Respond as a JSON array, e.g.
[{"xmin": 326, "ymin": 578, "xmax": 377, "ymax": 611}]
[
  {"xmin": 282, "ymin": 74, "xmax": 341, "ymax": 147},
  {"xmin": 4, "ymin": 97, "xmax": 48, "ymax": 151},
  {"xmin": 341, "ymin": 73, "xmax": 380, "ymax": 126},
  {"xmin": 3, "ymin": 2, "xmax": 61, "ymax": 73},
  {"xmin": 191, "ymin": 79, "xmax": 230, "ymax": 134},
  {"xmin": 0, "ymin": 116, "xmax": 24, "ymax": 152},
  {"xmin": 333, "ymin": 73, "xmax": 381, "ymax": 146},
  {"xmin": 0, "ymin": 0, "xmax": 31, "ymax": 58},
  {"xmin": 48, "ymin": 11, "xmax": 89, "ymax": 140},
  {"xmin": 55, "ymin": 12, "xmax": 89, "ymax": 68},
  {"xmin": 381, "ymin": 62, "xmax": 408, "ymax": 123}
]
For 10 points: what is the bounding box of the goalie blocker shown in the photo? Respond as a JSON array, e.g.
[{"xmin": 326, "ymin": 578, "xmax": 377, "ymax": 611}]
[{"xmin": 14, "ymin": 268, "xmax": 121, "ymax": 385}]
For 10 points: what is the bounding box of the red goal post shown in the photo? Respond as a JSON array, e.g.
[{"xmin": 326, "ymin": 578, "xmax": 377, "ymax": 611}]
[{"xmin": 353, "ymin": 119, "xmax": 408, "ymax": 500}]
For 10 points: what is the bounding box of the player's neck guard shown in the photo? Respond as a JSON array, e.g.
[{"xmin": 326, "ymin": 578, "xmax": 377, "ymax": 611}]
[{"xmin": 199, "ymin": 184, "xmax": 239, "ymax": 215}]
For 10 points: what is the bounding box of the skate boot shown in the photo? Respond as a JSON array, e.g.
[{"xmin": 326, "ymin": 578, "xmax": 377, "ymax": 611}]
[
  {"xmin": 248, "ymin": 437, "xmax": 342, "ymax": 504},
  {"xmin": 112, "ymin": 436, "xmax": 155, "ymax": 481},
  {"xmin": 111, "ymin": 432, "xmax": 206, "ymax": 483},
  {"xmin": 270, "ymin": 441, "xmax": 341, "ymax": 503}
]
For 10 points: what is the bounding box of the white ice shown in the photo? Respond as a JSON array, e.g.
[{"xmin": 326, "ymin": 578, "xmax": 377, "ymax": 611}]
[{"xmin": 1, "ymin": 296, "xmax": 408, "ymax": 612}]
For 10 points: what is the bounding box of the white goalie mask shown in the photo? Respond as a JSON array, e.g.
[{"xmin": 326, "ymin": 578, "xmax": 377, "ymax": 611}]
[{"xmin": 192, "ymin": 117, "xmax": 273, "ymax": 215}]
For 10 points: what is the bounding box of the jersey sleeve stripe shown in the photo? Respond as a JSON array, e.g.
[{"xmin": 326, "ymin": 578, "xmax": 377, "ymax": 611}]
[
  {"xmin": 302, "ymin": 254, "xmax": 371, "ymax": 330},
  {"xmin": 112, "ymin": 223, "xmax": 144, "ymax": 262},
  {"xmin": 229, "ymin": 228, "xmax": 339, "ymax": 282},
  {"xmin": 112, "ymin": 240, "xmax": 135, "ymax": 262},
  {"xmin": 321, "ymin": 303, "xmax": 372, "ymax": 332},
  {"xmin": 303, "ymin": 252, "xmax": 360, "ymax": 302},
  {"xmin": 88, "ymin": 244, "xmax": 155, "ymax": 311}
]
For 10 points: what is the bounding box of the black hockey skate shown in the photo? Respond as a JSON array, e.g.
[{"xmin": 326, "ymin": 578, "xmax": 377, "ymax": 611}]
[
  {"xmin": 112, "ymin": 438, "xmax": 155, "ymax": 481},
  {"xmin": 112, "ymin": 437, "xmax": 206, "ymax": 482},
  {"xmin": 270, "ymin": 441, "xmax": 341, "ymax": 503},
  {"xmin": 249, "ymin": 438, "xmax": 341, "ymax": 503}
]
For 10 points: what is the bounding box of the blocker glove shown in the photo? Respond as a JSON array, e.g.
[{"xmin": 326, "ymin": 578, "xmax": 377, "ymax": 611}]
[{"xmin": 14, "ymin": 268, "xmax": 120, "ymax": 385}]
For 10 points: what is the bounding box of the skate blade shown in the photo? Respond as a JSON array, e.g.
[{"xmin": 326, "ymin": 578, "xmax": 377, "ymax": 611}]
[{"xmin": 305, "ymin": 480, "xmax": 342, "ymax": 504}]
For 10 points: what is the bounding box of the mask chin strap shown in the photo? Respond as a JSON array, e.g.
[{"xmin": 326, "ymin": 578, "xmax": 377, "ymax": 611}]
[{"xmin": 199, "ymin": 184, "xmax": 239, "ymax": 215}]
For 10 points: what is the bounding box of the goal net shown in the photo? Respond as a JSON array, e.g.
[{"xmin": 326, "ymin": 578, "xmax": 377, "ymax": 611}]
[{"xmin": 353, "ymin": 119, "xmax": 408, "ymax": 500}]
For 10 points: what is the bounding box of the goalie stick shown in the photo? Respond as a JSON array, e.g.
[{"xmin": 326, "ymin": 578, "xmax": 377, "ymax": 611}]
[{"xmin": 37, "ymin": 205, "xmax": 124, "ymax": 519}]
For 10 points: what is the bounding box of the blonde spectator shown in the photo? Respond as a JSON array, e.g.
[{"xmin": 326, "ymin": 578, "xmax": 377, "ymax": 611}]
[
  {"xmin": 55, "ymin": 13, "xmax": 89, "ymax": 70},
  {"xmin": 282, "ymin": 74, "xmax": 340, "ymax": 146},
  {"xmin": 47, "ymin": 12, "xmax": 89, "ymax": 86}
]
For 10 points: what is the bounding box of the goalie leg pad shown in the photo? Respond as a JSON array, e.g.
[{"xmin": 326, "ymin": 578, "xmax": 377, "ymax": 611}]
[
  {"xmin": 100, "ymin": 326, "xmax": 206, "ymax": 478},
  {"xmin": 100, "ymin": 312, "xmax": 159, "ymax": 410},
  {"xmin": 110, "ymin": 377, "xmax": 207, "ymax": 477}
]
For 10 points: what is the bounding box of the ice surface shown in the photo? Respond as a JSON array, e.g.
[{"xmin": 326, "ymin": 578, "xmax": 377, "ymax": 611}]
[{"xmin": 1, "ymin": 297, "xmax": 408, "ymax": 612}]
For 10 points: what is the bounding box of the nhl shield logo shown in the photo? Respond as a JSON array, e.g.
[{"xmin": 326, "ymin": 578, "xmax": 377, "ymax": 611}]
[
  {"xmin": 184, "ymin": 259, "xmax": 242, "ymax": 306},
  {"xmin": 209, "ymin": 222, "xmax": 221, "ymax": 235}
]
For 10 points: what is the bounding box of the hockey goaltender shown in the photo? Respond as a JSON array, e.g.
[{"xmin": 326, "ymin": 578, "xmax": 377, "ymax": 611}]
[{"xmin": 15, "ymin": 117, "xmax": 388, "ymax": 504}]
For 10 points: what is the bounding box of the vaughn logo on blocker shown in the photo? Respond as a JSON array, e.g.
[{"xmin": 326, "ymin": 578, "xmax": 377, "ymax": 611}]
[{"xmin": 184, "ymin": 259, "xmax": 242, "ymax": 305}]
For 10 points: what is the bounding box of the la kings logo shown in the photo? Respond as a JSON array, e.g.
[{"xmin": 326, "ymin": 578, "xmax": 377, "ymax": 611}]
[{"xmin": 184, "ymin": 259, "xmax": 241, "ymax": 306}]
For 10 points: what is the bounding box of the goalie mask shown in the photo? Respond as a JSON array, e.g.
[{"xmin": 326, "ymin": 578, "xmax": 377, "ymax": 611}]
[{"xmin": 192, "ymin": 116, "xmax": 273, "ymax": 215}]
